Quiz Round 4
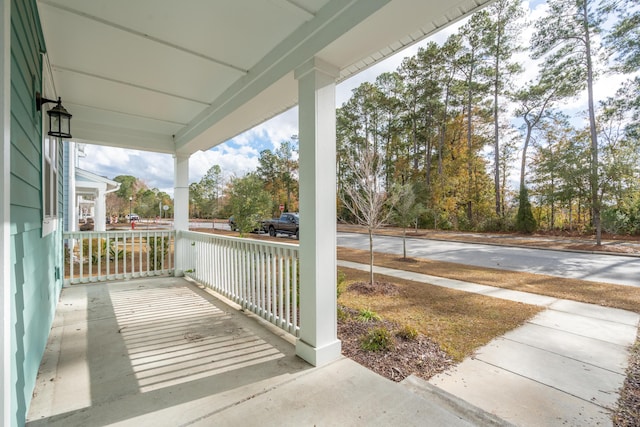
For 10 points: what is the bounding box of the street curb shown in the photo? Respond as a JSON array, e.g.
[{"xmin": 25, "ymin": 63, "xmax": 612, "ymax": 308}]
[{"xmin": 400, "ymin": 375, "xmax": 516, "ymax": 427}]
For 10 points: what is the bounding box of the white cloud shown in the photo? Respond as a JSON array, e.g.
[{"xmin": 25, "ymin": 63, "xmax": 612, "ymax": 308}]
[
  {"xmin": 190, "ymin": 146, "xmax": 259, "ymax": 183},
  {"xmin": 77, "ymin": 145, "xmax": 175, "ymax": 195},
  {"xmin": 233, "ymin": 107, "xmax": 299, "ymax": 148}
]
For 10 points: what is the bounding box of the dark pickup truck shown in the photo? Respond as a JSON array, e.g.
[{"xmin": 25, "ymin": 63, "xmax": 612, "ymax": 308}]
[{"xmin": 262, "ymin": 213, "xmax": 299, "ymax": 239}]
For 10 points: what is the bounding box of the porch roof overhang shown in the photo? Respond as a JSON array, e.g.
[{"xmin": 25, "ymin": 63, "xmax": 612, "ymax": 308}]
[
  {"xmin": 75, "ymin": 168, "xmax": 120, "ymax": 195},
  {"xmin": 37, "ymin": 0, "xmax": 493, "ymax": 156}
]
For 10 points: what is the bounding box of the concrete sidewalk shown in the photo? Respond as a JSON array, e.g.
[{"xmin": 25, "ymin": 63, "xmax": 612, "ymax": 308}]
[{"xmin": 339, "ymin": 260, "xmax": 640, "ymax": 426}]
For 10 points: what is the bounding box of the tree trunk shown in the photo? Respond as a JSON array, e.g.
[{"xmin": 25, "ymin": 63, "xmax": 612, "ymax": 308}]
[
  {"xmin": 402, "ymin": 226, "xmax": 407, "ymax": 259},
  {"xmin": 582, "ymin": 3, "xmax": 600, "ymax": 245},
  {"xmin": 466, "ymin": 69, "xmax": 474, "ymax": 223},
  {"xmin": 569, "ymin": 200, "xmax": 573, "ymax": 231},
  {"xmin": 493, "ymin": 65, "xmax": 501, "ymax": 217},
  {"xmin": 520, "ymin": 124, "xmax": 532, "ymax": 192},
  {"xmin": 369, "ymin": 229, "xmax": 374, "ymax": 284},
  {"xmin": 412, "ymin": 107, "xmax": 419, "ymax": 172}
]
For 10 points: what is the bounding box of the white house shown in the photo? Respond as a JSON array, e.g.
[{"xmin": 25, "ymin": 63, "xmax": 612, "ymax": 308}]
[
  {"xmin": 64, "ymin": 142, "xmax": 120, "ymax": 232},
  {"xmin": 74, "ymin": 168, "xmax": 120, "ymax": 231}
]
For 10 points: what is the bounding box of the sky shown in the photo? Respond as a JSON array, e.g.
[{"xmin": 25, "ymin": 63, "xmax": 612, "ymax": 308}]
[{"xmin": 78, "ymin": 0, "xmax": 629, "ymax": 197}]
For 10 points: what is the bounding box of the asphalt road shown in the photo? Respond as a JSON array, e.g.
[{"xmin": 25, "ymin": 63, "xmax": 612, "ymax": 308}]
[{"xmin": 337, "ymin": 232, "xmax": 640, "ymax": 287}]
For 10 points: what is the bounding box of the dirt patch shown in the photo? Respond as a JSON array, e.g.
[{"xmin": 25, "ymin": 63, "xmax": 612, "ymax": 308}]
[{"xmin": 348, "ymin": 281, "xmax": 400, "ymax": 296}]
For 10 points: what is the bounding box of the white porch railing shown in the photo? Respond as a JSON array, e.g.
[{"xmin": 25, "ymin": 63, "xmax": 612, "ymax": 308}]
[
  {"xmin": 64, "ymin": 230, "xmax": 175, "ymax": 285},
  {"xmin": 178, "ymin": 231, "xmax": 300, "ymax": 337}
]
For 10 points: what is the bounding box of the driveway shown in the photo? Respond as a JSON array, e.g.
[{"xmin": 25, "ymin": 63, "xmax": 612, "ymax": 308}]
[{"xmin": 337, "ymin": 232, "xmax": 640, "ymax": 287}]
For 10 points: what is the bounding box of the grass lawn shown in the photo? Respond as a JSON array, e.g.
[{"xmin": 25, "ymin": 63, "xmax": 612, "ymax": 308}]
[{"xmin": 338, "ymin": 267, "xmax": 543, "ymax": 362}]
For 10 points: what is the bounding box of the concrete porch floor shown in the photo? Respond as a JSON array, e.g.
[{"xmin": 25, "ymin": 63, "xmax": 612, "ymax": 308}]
[{"xmin": 26, "ymin": 277, "xmax": 491, "ymax": 427}]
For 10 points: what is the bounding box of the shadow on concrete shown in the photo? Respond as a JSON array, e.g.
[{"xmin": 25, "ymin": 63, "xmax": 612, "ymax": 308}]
[{"xmin": 26, "ymin": 277, "xmax": 311, "ymax": 426}]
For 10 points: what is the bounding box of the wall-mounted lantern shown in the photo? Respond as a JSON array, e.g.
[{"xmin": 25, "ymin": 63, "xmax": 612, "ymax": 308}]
[{"xmin": 36, "ymin": 92, "xmax": 72, "ymax": 138}]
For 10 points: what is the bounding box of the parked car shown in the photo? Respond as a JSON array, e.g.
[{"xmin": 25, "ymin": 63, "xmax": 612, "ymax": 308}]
[
  {"xmin": 262, "ymin": 213, "xmax": 299, "ymax": 239},
  {"xmin": 126, "ymin": 213, "xmax": 140, "ymax": 221}
]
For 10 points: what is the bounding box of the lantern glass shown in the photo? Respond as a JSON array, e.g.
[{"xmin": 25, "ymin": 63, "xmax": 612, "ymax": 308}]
[
  {"xmin": 50, "ymin": 114, "xmax": 60, "ymax": 136},
  {"xmin": 61, "ymin": 116, "xmax": 70, "ymax": 136}
]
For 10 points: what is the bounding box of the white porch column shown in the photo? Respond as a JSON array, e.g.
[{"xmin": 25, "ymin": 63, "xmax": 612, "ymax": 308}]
[
  {"xmin": 174, "ymin": 153, "xmax": 190, "ymax": 276},
  {"xmin": 94, "ymin": 187, "xmax": 106, "ymax": 232},
  {"xmin": 294, "ymin": 57, "xmax": 341, "ymax": 366},
  {"xmin": 1, "ymin": 0, "xmax": 10, "ymax": 423},
  {"xmin": 68, "ymin": 150, "xmax": 77, "ymax": 232}
]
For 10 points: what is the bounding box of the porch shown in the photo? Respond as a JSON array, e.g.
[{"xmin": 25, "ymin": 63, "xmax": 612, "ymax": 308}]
[{"xmin": 26, "ymin": 276, "xmax": 476, "ymax": 426}]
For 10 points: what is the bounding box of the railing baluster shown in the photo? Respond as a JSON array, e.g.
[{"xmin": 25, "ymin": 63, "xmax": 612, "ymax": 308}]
[
  {"xmin": 266, "ymin": 249, "xmax": 272, "ymax": 322},
  {"xmin": 233, "ymin": 241, "xmax": 239, "ymax": 303},
  {"xmin": 272, "ymin": 248, "xmax": 277, "ymax": 323},
  {"xmin": 130, "ymin": 232, "xmax": 134, "ymax": 275},
  {"xmin": 278, "ymin": 248, "xmax": 284, "ymax": 328},
  {"xmin": 250, "ymin": 247, "xmax": 256, "ymax": 313},
  {"xmin": 96, "ymin": 234, "xmax": 101, "ymax": 282},
  {"xmin": 260, "ymin": 248, "xmax": 264, "ymax": 314},
  {"xmin": 123, "ymin": 233, "xmax": 127, "ymax": 277},
  {"xmin": 114, "ymin": 233, "xmax": 119, "ymax": 277},
  {"xmin": 292, "ymin": 255, "xmax": 298, "ymax": 335},
  {"xmin": 106, "ymin": 233, "xmax": 110, "ymax": 280},
  {"xmin": 243, "ymin": 242, "xmax": 249, "ymax": 310},
  {"xmin": 139, "ymin": 231, "xmax": 143, "ymax": 277},
  {"xmin": 285, "ymin": 253, "xmax": 291, "ymax": 330}
]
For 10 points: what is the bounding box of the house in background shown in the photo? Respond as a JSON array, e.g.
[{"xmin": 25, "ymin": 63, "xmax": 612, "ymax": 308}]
[
  {"xmin": 75, "ymin": 168, "xmax": 120, "ymax": 231},
  {"xmin": 1, "ymin": 1, "xmax": 492, "ymax": 425},
  {"xmin": 64, "ymin": 141, "xmax": 120, "ymax": 232}
]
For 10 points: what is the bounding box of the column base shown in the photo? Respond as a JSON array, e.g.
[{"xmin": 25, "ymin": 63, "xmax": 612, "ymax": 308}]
[{"xmin": 295, "ymin": 338, "xmax": 341, "ymax": 367}]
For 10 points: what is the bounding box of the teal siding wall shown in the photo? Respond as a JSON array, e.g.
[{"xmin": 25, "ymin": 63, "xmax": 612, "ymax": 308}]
[{"xmin": 10, "ymin": 0, "xmax": 63, "ymax": 425}]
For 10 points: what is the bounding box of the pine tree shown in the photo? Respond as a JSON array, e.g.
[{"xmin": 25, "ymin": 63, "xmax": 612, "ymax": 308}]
[{"xmin": 516, "ymin": 186, "xmax": 537, "ymax": 233}]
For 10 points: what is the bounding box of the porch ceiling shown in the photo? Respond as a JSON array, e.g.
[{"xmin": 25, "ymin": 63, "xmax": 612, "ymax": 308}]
[{"xmin": 37, "ymin": 0, "xmax": 492, "ymax": 156}]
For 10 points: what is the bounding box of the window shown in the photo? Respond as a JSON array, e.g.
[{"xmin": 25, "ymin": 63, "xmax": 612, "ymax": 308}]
[{"xmin": 42, "ymin": 132, "xmax": 59, "ymax": 236}]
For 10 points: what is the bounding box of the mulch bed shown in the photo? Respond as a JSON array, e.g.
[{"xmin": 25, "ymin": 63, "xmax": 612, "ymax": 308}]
[
  {"xmin": 347, "ymin": 281, "xmax": 400, "ymax": 296},
  {"xmin": 337, "ymin": 306, "xmax": 453, "ymax": 383}
]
